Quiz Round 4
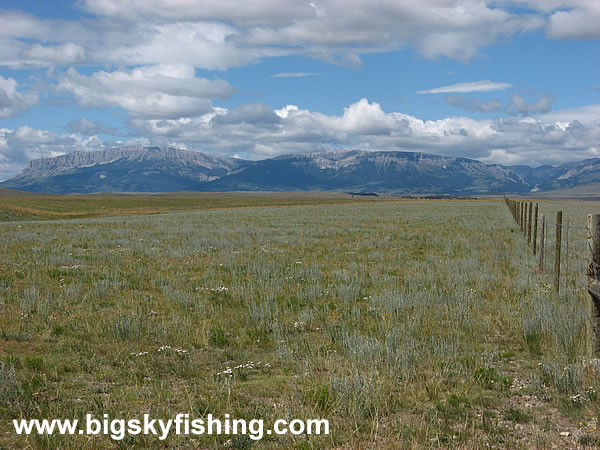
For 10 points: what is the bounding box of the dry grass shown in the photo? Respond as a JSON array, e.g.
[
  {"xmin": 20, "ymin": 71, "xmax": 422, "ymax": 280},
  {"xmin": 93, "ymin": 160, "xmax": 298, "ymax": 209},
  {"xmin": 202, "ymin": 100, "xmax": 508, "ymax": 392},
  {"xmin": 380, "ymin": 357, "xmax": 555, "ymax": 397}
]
[{"xmin": 1, "ymin": 198, "xmax": 600, "ymax": 448}]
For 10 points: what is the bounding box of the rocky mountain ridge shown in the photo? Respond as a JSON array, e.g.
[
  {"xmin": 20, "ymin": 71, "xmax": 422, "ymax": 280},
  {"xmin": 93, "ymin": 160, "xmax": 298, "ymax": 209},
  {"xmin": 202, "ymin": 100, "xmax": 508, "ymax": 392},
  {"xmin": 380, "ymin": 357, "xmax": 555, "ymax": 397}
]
[{"xmin": 1, "ymin": 146, "xmax": 598, "ymax": 195}]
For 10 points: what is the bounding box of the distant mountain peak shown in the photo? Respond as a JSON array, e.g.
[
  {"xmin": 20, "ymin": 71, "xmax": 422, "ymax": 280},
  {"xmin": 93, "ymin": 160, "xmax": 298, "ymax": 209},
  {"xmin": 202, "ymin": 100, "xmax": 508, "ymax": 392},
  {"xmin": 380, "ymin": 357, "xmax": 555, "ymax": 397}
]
[{"xmin": 2, "ymin": 146, "xmax": 598, "ymax": 195}]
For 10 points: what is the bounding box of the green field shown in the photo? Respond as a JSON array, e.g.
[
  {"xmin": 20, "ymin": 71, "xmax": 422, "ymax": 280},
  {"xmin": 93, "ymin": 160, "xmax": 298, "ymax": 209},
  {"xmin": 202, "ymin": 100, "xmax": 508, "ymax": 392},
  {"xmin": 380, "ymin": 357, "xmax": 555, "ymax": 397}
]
[{"xmin": 1, "ymin": 197, "xmax": 600, "ymax": 448}]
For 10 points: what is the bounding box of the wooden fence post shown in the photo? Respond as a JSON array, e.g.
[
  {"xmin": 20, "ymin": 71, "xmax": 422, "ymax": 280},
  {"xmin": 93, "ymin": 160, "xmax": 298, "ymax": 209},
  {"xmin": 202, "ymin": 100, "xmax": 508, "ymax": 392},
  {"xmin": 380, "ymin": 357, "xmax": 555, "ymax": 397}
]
[
  {"xmin": 524, "ymin": 203, "xmax": 528, "ymax": 236},
  {"xmin": 533, "ymin": 203, "xmax": 538, "ymax": 255},
  {"xmin": 586, "ymin": 214, "xmax": 600, "ymax": 356},
  {"xmin": 520, "ymin": 202, "xmax": 524, "ymax": 232},
  {"xmin": 553, "ymin": 211, "xmax": 562, "ymax": 293},
  {"xmin": 524, "ymin": 202, "xmax": 528, "ymax": 236},
  {"xmin": 587, "ymin": 214, "xmax": 599, "ymax": 283},
  {"xmin": 538, "ymin": 214, "xmax": 545, "ymax": 273},
  {"xmin": 527, "ymin": 202, "xmax": 532, "ymax": 245},
  {"xmin": 523, "ymin": 202, "xmax": 527, "ymax": 238}
]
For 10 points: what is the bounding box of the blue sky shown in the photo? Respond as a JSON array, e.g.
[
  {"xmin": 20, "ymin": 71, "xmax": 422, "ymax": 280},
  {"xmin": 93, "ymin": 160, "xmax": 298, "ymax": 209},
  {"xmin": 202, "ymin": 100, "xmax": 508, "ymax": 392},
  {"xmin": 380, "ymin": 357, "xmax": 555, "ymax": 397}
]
[{"xmin": 0, "ymin": 0, "xmax": 599, "ymax": 180}]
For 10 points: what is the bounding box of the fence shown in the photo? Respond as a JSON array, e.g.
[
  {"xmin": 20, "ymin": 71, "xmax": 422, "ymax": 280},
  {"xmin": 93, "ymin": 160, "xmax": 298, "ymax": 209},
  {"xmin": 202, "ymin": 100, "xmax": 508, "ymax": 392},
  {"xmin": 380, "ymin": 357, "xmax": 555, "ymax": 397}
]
[{"xmin": 504, "ymin": 197, "xmax": 600, "ymax": 355}]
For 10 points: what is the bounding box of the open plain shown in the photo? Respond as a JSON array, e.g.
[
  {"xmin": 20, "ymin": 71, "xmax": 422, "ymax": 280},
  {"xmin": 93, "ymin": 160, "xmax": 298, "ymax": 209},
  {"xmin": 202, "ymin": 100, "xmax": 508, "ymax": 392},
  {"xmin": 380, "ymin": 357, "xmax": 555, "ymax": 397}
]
[{"xmin": 1, "ymin": 196, "xmax": 600, "ymax": 448}]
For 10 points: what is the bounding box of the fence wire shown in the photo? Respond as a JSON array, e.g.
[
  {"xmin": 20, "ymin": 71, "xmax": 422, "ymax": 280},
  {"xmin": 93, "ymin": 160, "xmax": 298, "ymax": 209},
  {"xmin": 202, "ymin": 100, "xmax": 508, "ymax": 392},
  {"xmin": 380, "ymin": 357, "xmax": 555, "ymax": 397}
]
[{"xmin": 504, "ymin": 198, "xmax": 599, "ymax": 307}]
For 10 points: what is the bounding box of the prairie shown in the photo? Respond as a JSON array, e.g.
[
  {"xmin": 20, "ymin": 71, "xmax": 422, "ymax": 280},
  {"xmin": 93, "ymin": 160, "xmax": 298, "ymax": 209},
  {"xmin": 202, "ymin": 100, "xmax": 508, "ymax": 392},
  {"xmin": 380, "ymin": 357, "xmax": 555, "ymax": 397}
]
[
  {"xmin": 1, "ymin": 197, "xmax": 600, "ymax": 448},
  {"xmin": 0, "ymin": 190, "xmax": 379, "ymax": 221}
]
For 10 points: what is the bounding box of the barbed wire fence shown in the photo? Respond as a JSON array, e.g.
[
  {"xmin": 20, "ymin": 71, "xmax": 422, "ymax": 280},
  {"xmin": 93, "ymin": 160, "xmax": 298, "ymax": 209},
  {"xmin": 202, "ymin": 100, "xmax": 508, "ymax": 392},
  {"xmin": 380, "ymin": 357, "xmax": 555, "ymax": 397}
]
[{"xmin": 504, "ymin": 197, "xmax": 600, "ymax": 356}]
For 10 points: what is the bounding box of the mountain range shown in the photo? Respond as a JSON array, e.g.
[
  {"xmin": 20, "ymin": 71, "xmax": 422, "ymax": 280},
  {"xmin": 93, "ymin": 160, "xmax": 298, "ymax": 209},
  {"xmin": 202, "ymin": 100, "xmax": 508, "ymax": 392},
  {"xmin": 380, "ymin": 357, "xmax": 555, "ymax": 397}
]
[{"xmin": 1, "ymin": 146, "xmax": 598, "ymax": 195}]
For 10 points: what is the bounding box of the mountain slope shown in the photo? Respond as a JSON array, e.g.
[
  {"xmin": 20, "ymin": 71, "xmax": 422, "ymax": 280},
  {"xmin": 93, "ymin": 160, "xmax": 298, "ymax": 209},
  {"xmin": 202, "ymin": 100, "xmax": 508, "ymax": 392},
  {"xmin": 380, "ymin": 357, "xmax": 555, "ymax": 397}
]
[
  {"xmin": 509, "ymin": 158, "xmax": 600, "ymax": 192},
  {"xmin": 205, "ymin": 150, "xmax": 529, "ymax": 194},
  {"xmin": 1, "ymin": 147, "xmax": 245, "ymax": 193},
  {"xmin": 1, "ymin": 146, "xmax": 596, "ymax": 195}
]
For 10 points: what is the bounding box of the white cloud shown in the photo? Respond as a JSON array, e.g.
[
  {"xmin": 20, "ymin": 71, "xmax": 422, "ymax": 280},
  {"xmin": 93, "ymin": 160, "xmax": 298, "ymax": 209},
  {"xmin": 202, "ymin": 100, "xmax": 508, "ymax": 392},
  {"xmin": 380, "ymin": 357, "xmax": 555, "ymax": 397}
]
[
  {"xmin": 80, "ymin": 0, "xmax": 314, "ymax": 26},
  {"xmin": 24, "ymin": 42, "xmax": 86, "ymax": 66},
  {"xmin": 446, "ymin": 95, "xmax": 504, "ymax": 113},
  {"xmin": 0, "ymin": 76, "xmax": 38, "ymax": 118},
  {"xmin": 546, "ymin": 1, "xmax": 600, "ymax": 39},
  {"xmin": 66, "ymin": 119, "xmax": 119, "ymax": 136},
  {"xmin": 0, "ymin": 10, "xmax": 91, "ymax": 42},
  {"xmin": 101, "ymin": 22, "xmax": 257, "ymax": 70},
  {"xmin": 443, "ymin": 91, "xmax": 556, "ymax": 115},
  {"xmin": 0, "ymin": 126, "xmax": 105, "ymax": 179},
  {"xmin": 508, "ymin": 93, "xmax": 554, "ymax": 115},
  {"xmin": 537, "ymin": 104, "xmax": 600, "ymax": 125},
  {"xmin": 0, "ymin": 2, "xmax": 595, "ymax": 72},
  {"xmin": 2, "ymin": 99, "xmax": 599, "ymax": 180},
  {"xmin": 0, "ymin": 39, "xmax": 89, "ymax": 69},
  {"xmin": 418, "ymin": 81, "xmax": 513, "ymax": 94},
  {"xmin": 57, "ymin": 65, "xmax": 235, "ymax": 118},
  {"xmin": 126, "ymin": 99, "xmax": 599, "ymax": 166},
  {"xmin": 0, "ymin": 11, "xmax": 94, "ymax": 68},
  {"xmin": 0, "ymin": 1, "xmax": 547, "ymax": 70}
]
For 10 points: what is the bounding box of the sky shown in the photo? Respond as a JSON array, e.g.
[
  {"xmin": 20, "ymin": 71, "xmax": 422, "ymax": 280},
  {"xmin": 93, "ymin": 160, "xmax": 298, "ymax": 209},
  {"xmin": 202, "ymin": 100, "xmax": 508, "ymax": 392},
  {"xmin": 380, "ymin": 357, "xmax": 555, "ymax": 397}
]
[{"xmin": 0, "ymin": 0, "xmax": 599, "ymax": 181}]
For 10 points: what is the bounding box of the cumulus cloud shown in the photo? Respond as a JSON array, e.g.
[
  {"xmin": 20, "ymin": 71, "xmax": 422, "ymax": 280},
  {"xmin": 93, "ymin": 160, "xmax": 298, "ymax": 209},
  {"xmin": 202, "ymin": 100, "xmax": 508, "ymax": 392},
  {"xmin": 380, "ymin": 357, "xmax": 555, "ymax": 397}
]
[
  {"xmin": 57, "ymin": 65, "xmax": 235, "ymax": 118},
  {"xmin": 444, "ymin": 91, "xmax": 556, "ymax": 116},
  {"xmin": 24, "ymin": 42, "xmax": 86, "ymax": 66},
  {"xmin": 66, "ymin": 119, "xmax": 120, "ymax": 136},
  {"xmin": 101, "ymin": 22, "xmax": 258, "ymax": 70},
  {"xmin": 79, "ymin": 0, "xmax": 314, "ymax": 26},
  {"xmin": 0, "ymin": 10, "xmax": 94, "ymax": 68},
  {"xmin": 508, "ymin": 93, "xmax": 554, "ymax": 115},
  {"xmin": 0, "ymin": 2, "xmax": 595, "ymax": 73},
  {"xmin": 0, "ymin": 10, "xmax": 92, "ymax": 42},
  {"xmin": 536, "ymin": 104, "xmax": 600, "ymax": 125},
  {"xmin": 446, "ymin": 95, "xmax": 504, "ymax": 113},
  {"xmin": 418, "ymin": 81, "xmax": 513, "ymax": 94},
  {"xmin": 2, "ymin": 98, "xmax": 599, "ymax": 180},
  {"xmin": 0, "ymin": 1, "xmax": 549, "ymax": 70},
  {"xmin": 0, "ymin": 126, "xmax": 105, "ymax": 179},
  {"xmin": 0, "ymin": 76, "xmax": 38, "ymax": 118},
  {"xmin": 211, "ymin": 103, "xmax": 281, "ymax": 125},
  {"xmin": 0, "ymin": 40, "xmax": 87, "ymax": 69},
  {"xmin": 546, "ymin": 1, "xmax": 600, "ymax": 39},
  {"xmin": 127, "ymin": 98, "xmax": 599, "ymax": 166}
]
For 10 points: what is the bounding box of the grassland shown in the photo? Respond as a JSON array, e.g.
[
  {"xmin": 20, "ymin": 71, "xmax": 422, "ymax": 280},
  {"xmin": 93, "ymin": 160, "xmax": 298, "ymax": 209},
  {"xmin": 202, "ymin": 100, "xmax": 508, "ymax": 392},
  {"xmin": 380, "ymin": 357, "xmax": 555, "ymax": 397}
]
[
  {"xmin": 0, "ymin": 189, "xmax": 380, "ymax": 222},
  {"xmin": 1, "ymin": 197, "xmax": 600, "ymax": 448}
]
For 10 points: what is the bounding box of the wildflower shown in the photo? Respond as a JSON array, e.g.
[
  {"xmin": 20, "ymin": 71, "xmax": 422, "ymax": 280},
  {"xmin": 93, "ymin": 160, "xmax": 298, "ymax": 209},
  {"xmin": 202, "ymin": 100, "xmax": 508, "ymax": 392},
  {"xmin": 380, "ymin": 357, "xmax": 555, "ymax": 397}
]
[
  {"xmin": 212, "ymin": 286, "xmax": 229, "ymax": 292},
  {"xmin": 216, "ymin": 367, "xmax": 233, "ymax": 377}
]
